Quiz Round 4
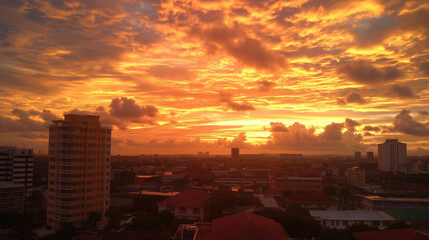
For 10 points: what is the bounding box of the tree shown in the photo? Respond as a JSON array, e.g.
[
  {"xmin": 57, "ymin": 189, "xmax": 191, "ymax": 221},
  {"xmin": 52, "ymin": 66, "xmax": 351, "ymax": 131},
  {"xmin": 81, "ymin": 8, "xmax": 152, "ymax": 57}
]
[
  {"xmin": 159, "ymin": 210, "xmax": 174, "ymax": 226},
  {"xmin": 339, "ymin": 188, "xmax": 350, "ymax": 204},
  {"xmin": 124, "ymin": 212, "xmax": 160, "ymax": 231},
  {"xmin": 387, "ymin": 221, "xmax": 410, "ymax": 230},
  {"xmin": 323, "ymin": 185, "xmax": 337, "ymax": 196},
  {"xmin": 85, "ymin": 211, "xmax": 102, "ymax": 231},
  {"xmin": 105, "ymin": 206, "xmax": 125, "ymax": 231}
]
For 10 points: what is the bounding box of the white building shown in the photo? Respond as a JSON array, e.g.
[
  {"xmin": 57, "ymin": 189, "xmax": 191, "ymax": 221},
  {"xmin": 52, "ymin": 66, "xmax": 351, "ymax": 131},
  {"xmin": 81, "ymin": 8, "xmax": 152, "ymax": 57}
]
[
  {"xmin": 0, "ymin": 147, "xmax": 33, "ymax": 195},
  {"xmin": 361, "ymin": 195, "xmax": 429, "ymax": 210},
  {"xmin": 346, "ymin": 166, "xmax": 365, "ymax": 186},
  {"xmin": 157, "ymin": 190, "xmax": 210, "ymax": 220},
  {"xmin": 378, "ymin": 139, "xmax": 407, "ymax": 173},
  {"xmin": 310, "ymin": 210, "xmax": 395, "ymax": 229}
]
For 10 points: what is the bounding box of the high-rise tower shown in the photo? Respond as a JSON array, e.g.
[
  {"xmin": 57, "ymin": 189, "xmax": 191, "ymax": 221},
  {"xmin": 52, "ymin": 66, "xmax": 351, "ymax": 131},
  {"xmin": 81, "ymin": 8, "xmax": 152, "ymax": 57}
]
[
  {"xmin": 47, "ymin": 114, "xmax": 111, "ymax": 230},
  {"xmin": 378, "ymin": 139, "xmax": 407, "ymax": 173},
  {"xmin": 231, "ymin": 148, "xmax": 240, "ymax": 168}
]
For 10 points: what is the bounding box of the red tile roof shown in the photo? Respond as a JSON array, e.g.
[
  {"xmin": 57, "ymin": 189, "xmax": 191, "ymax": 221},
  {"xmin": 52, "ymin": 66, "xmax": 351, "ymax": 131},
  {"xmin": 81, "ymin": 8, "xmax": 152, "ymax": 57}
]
[
  {"xmin": 157, "ymin": 190, "xmax": 210, "ymax": 208},
  {"xmin": 210, "ymin": 212, "xmax": 289, "ymax": 240},
  {"xmin": 286, "ymin": 193, "xmax": 337, "ymax": 202},
  {"xmin": 353, "ymin": 229, "xmax": 429, "ymax": 240}
]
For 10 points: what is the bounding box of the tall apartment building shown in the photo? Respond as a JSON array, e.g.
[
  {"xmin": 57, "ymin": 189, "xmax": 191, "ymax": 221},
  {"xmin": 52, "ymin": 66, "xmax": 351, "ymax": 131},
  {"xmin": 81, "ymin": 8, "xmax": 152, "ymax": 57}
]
[
  {"xmin": 354, "ymin": 151, "xmax": 361, "ymax": 161},
  {"xmin": 378, "ymin": 139, "xmax": 407, "ymax": 173},
  {"xmin": 367, "ymin": 151, "xmax": 374, "ymax": 161},
  {"xmin": 47, "ymin": 114, "xmax": 111, "ymax": 230},
  {"xmin": 0, "ymin": 146, "xmax": 33, "ymax": 195},
  {"xmin": 231, "ymin": 148, "xmax": 240, "ymax": 168}
]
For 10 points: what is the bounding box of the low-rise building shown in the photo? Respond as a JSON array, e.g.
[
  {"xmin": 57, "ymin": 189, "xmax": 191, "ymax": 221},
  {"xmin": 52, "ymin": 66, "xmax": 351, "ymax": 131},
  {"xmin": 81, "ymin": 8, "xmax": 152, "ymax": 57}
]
[
  {"xmin": 346, "ymin": 166, "xmax": 365, "ymax": 186},
  {"xmin": 0, "ymin": 182, "xmax": 25, "ymax": 213},
  {"xmin": 361, "ymin": 195, "xmax": 429, "ymax": 210},
  {"xmin": 353, "ymin": 229, "xmax": 429, "ymax": 240},
  {"xmin": 157, "ymin": 190, "xmax": 210, "ymax": 220},
  {"xmin": 268, "ymin": 169, "xmax": 322, "ymax": 193},
  {"xmin": 286, "ymin": 193, "xmax": 338, "ymax": 210},
  {"xmin": 310, "ymin": 210, "xmax": 395, "ymax": 229},
  {"xmin": 173, "ymin": 212, "xmax": 290, "ymax": 240}
]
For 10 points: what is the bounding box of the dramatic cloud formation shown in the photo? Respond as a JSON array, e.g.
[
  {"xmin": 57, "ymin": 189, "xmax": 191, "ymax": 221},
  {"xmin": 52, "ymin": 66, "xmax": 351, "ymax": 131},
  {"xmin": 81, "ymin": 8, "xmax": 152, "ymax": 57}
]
[
  {"xmin": 219, "ymin": 92, "xmax": 255, "ymax": 111},
  {"xmin": 0, "ymin": 0, "xmax": 428, "ymax": 155},
  {"xmin": 265, "ymin": 120, "xmax": 364, "ymax": 153},
  {"xmin": 338, "ymin": 60, "xmax": 401, "ymax": 85},
  {"xmin": 383, "ymin": 84, "xmax": 418, "ymax": 99},
  {"xmin": 391, "ymin": 110, "xmax": 429, "ymax": 137},
  {"xmin": 337, "ymin": 92, "xmax": 368, "ymax": 105},
  {"xmin": 109, "ymin": 97, "xmax": 158, "ymax": 118}
]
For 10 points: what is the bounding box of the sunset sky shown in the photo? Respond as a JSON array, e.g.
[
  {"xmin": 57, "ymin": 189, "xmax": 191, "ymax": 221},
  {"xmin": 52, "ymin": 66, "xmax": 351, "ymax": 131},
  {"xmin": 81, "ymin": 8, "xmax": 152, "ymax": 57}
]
[{"xmin": 0, "ymin": 0, "xmax": 428, "ymax": 155}]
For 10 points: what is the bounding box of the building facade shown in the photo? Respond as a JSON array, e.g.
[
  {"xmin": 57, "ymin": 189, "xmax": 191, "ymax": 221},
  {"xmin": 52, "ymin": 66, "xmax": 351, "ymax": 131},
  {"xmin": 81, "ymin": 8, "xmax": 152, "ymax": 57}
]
[
  {"xmin": 158, "ymin": 190, "xmax": 210, "ymax": 220},
  {"xmin": 378, "ymin": 139, "xmax": 407, "ymax": 173},
  {"xmin": 0, "ymin": 146, "xmax": 33, "ymax": 195},
  {"xmin": 355, "ymin": 151, "xmax": 361, "ymax": 161},
  {"xmin": 310, "ymin": 210, "xmax": 395, "ymax": 230},
  {"xmin": 231, "ymin": 148, "xmax": 240, "ymax": 168},
  {"xmin": 268, "ymin": 170, "xmax": 323, "ymax": 193},
  {"xmin": 346, "ymin": 166, "xmax": 365, "ymax": 186},
  {"xmin": 0, "ymin": 182, "xmax": 25, "ymax": 213},
  {"xmin": 361, "ymin": 195, "xmax": 429, "ymax": 210},
  {"xmin": 47, "ymin": 114, "xmax": 111, "ymax": 230}
]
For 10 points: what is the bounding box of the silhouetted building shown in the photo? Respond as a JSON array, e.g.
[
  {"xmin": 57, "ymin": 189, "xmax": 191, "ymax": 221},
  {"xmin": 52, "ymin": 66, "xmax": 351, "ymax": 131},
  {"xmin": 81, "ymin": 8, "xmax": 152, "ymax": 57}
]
[
  {"xmin": 378, "ymin": 139, "xmax": 407, "ymax": 173},
  {"xmin": 367, "ymin": 151, "xmax": 374, "ymax": 161},
  {"xmin": 354, "ymin": 151, "xmax": 361, "ymax": 161},
  {"xmin": 0, "ymin": 182, "xmax": 25, "ymax": 213},
  {"xmin": 0, "ymin": 146, "xmax": 33, "ymax": 195},
  {"xmin": 231, "ymin": 148, "xmax": 240, "ymax": 168},
  {"xmin": 47, "ymin": 114, "xmax": 111, "ymax": 230},
  {"xmin": 279, "ymin": 153, "xmax": 303, "ymax": 160}
]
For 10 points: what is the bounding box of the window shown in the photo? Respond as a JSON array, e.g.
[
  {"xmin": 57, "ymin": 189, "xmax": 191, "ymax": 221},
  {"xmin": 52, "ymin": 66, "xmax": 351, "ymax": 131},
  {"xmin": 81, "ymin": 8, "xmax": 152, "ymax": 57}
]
[
  {"xmin": 179, "ymin": 207, "xmax": 186, "ymax": 214},
  {"xmin": 193, "ymin": 208, "xmax": 200, "ymax": 214}
]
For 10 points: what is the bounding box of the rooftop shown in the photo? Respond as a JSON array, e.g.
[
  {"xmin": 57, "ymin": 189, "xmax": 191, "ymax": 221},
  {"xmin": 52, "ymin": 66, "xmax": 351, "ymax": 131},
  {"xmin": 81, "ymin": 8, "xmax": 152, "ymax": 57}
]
[
  {"xmin": 309, "ymin": 210, "xmax": 395, "ymax": 221},
  {"xmin": 286, "ymin": 193, "xmax": 337, "ymax": 203},
  {"xmin": 362, "ymin": 195, "xmax": 429, "ymax": 203},
  {"xmin": 157, "ymin": 190, "xmax": 210, "ymax": 208},
  {"xmin": 210, "ymin": 212, "xmax": 289, "ymax": 240},
  {"xmin": 353, "ymin": 229, "xmax": 429, "ymax": 240}
]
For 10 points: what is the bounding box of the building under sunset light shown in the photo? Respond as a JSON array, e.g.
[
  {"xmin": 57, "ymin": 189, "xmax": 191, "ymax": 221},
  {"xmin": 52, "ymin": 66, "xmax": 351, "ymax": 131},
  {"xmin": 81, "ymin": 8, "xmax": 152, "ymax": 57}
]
[
  {"xmin": 378, "ymin": 139, "xmax": 407, "ymax": 173},
  {"xmin": 47, "ymin": 114, "xmax": 111, "ymax": 230}
]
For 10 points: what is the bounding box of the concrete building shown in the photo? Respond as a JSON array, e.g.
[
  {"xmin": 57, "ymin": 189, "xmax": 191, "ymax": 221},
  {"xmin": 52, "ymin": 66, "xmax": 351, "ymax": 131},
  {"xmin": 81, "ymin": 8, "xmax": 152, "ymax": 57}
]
[
  {"xmin": 367, "ymin": 151, "xmax": 374, "ymax": 161},
  {"xmin": 355, "ymin": 151, "xmax": 361, "ymax": 161},
  {"xmin": 346, "ymin": 166, "xmax": 365, "ymax": 186},
  {"xmin": 361, "ymin": 195, "xmax": 429, "ymax": 210},
  {"xmin": 231, "ymin": 148, "xmax": 240, "ymax": 168},
  {"xmin": 286, "ymin": 193, "xmax": 338, "ymax": 210},
  {"xmin": 47, "ymin": 114, "xmax": 111, "ymax": 230},
  {"xmin": 268, "ymin": 169, "xmax": 323, "ymax": 193},
  {"xmin": 158, "ymin": 190, "xmax": 210, "ymax": 220},
  {"xmin": 0, "ymin": 182, "xmax": 25, "ymax": 213},
  {"xmin": 173, "ymin": 212, "xmax": 290, "ymax": 240},
  {"xmin": 310, "ymin": 210, "xmax": 395, "ymax": 229},
  {"xmin": 378, "ymin": 139, "xmax": 407, "ymax": 173},
  {"xmin": 0, "ymin": 146, "xmax": 34, "ymax": 195}
]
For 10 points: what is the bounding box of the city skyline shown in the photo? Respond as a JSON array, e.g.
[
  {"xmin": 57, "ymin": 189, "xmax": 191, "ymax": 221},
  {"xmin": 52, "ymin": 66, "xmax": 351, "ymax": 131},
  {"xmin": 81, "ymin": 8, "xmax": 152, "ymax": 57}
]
[{"xmin": 1, "ymin": 0, "xmax": 429, "ymax": 155}]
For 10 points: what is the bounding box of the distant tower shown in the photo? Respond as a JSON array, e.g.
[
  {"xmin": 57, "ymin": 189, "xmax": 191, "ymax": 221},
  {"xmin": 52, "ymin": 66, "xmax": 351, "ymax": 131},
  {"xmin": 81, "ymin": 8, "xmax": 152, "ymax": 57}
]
[
  {"xmin": 367, "ymin": 151, "xmax": 374, "ymax": 161},
  {"xmin": 354, "ymin": 151, "xmax": 361, "ymax": 161},
  {"xmin": 378, "ymin": 139, "xmax": 407, "ymax": 173},
  {"xmin": 231, "ymin": 148, "xmax": 240, "ymax": 168}
]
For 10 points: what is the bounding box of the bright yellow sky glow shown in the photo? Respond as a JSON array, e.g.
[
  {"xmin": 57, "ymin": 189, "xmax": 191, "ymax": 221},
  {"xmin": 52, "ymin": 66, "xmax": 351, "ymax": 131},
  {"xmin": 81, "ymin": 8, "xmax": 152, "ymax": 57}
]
[{"xmin": 0, "ymin": 0, "xmax": 428, "ymax": 155}]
